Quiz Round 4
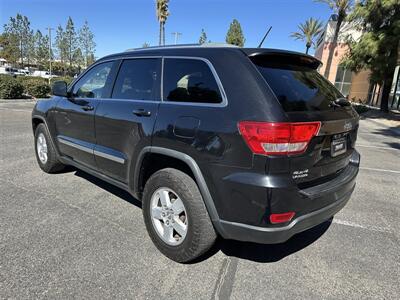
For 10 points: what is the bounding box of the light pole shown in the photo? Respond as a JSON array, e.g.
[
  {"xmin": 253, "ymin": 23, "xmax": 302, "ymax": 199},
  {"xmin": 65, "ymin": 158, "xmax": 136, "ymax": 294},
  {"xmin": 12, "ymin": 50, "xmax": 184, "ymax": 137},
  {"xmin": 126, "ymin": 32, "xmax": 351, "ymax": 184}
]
[
  {"xmin": 171, "ymin": 32, "xmax": 182, "ymax": 45},
  {"xmin": 46, "ymin": 27, "xmax": 54, "ymax": 84}
]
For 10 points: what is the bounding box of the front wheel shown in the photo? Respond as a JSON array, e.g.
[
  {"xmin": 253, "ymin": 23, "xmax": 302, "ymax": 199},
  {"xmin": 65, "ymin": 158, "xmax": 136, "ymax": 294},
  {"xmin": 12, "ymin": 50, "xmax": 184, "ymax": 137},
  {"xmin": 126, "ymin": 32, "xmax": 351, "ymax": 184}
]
[
  {"xmin": 34, "ymin": 123, "xmax": 65, "ymax": 173},
  {"xmin": 142, "ymin": 168, "xmax": 216, "ymax": 263}
]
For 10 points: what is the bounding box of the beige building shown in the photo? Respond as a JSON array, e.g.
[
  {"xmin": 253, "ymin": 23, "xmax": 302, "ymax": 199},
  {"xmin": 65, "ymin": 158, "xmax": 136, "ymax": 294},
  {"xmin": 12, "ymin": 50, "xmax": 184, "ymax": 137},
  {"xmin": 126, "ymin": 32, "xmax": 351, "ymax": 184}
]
[
  {"xmin": 314, "ymin": 16, "xmax": 373, "ymax": 104},
  {"xmin": 314, "ymin": 15, "xmax": 400, "ymax": 111}
]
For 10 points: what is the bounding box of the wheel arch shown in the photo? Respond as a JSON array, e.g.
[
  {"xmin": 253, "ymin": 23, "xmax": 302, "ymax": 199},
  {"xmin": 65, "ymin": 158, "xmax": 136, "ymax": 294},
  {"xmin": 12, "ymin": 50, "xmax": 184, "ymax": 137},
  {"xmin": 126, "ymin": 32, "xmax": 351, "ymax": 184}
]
[
  {"xmin": 32, "ymin": 115, "xmax": 60, "ymax": 157},
  {"xmin": 32, "ymin": 117, "xmax": 44, "ymax": 133},
  {"xmin": 131, "ymin": 147, "xmax": 222, "ymax": 231}
]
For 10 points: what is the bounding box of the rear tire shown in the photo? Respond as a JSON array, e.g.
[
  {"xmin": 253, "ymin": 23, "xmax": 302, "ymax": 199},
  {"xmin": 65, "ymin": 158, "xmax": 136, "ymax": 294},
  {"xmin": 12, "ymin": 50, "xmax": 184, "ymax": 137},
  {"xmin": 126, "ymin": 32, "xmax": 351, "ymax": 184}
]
[
  {"xmin": 142, "ymin": 168, "xmax": 217, "ymax": 263},
  {"xmin": 34, "ymin": 123, "xmax": 65, "ymax": 173}
]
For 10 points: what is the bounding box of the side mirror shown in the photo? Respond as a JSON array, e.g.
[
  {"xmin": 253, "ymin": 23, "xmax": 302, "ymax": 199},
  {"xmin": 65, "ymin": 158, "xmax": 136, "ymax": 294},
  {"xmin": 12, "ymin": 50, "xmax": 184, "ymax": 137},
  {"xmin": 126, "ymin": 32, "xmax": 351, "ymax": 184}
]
[{"xmin": 52, "ymin": 81, "xmax": 68, "ymax": 97}]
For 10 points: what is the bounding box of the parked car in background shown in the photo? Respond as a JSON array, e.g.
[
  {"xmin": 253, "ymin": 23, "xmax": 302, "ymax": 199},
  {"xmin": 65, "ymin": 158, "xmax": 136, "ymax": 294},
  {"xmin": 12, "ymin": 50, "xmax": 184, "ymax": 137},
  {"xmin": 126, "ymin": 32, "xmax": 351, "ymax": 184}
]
[
  {"xmin": 32, "ymin": 70, "xmax": 56, "ymax": 79},
  {"xmin": 15, "ymin": 69, "xmax": 30, "ymax": 76},
  {"xmin": 0, "ymin": 66, "xmax": 17, "ymax": 76},
  {"xmin": 31, "ymin": 45, "xmax": 360, "ymax": 262}
]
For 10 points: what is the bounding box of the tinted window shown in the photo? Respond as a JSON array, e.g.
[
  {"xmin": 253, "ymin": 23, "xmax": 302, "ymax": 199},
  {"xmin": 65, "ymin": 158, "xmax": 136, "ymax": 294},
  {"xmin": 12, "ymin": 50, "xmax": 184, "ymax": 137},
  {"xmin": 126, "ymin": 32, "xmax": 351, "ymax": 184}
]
[
  {"xmin": 112, "ymin": 59, "xmax": 159, "ymax": 101},
  {"xmin": 254, "ymin": 60, "xmax": 343, "ymax": 112},
  {"xmin": 73, "ymin": 62, "xmax": 113, "ymax": 98},
  {"xmin": 163, "ymin": 58, "xmax": 222, "ymax": 104}
]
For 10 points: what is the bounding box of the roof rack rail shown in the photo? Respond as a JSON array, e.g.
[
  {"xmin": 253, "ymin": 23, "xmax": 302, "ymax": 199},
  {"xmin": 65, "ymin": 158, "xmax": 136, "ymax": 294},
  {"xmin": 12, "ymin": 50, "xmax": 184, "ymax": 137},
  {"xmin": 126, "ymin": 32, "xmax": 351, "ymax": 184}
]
[{"xmin": 125, "ymin": 43, "xmax": 239, "ymax": 52}]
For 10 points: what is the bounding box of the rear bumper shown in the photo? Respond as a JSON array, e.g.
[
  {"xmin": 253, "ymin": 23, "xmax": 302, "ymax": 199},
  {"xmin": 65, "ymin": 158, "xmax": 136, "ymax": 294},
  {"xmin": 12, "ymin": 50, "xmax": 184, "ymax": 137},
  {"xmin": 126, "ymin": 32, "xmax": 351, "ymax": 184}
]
[
  {"xmin": 215, "ymin": 150, "xmax": 360, "ymax": 244},
  {"xmin": 217, "ymin": 185, "xmax": 353, "ymax": 243}
]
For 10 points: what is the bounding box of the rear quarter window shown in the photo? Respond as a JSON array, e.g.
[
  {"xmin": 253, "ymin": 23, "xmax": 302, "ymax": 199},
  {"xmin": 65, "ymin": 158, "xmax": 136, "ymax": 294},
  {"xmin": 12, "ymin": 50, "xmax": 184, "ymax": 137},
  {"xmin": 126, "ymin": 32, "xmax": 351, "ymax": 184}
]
[
  {"xmin": 163, "ymin": 58, "xmax": 222, "ymax": 104},
  {"xmin": 253, "ymin": 59, "xmax": 343, "ymax": 112}
]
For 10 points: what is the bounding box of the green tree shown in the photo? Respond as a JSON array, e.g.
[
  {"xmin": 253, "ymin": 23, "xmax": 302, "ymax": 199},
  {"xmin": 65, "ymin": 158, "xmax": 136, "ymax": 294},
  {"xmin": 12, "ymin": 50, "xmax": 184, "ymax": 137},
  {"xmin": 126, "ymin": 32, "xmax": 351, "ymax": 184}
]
[
  {"xmin": 72, "ymin": 48, "xmax": 84, "ymax": 73},
  {"xmin": 65, "ymin": 17, "xmax": 78, "ymax": 68},
  {"xmin": 342, "ymin": 0, "xmax": 400, "ymax": 111},
  {"xmin": 0, "ymin": 33, "xmax": 19, "ymax": 65},
  {"xmin": 199, "ymin": 29, "xmax": 207, "ymax": 44},
  {"xmin": 291, "ymin": 18, "xmax": 324, "ymax": 54},
  {"xmin": 225, "ymin": 19, "xmax": 245, "ymax": 47},
  {"xmin": 87, "ymin": 53, "xmax": 96, "ymax": 65},
  {"xmin": 55, "ymin": 25, "xmax": 68, "ymax": 69},
  {"xmin": 79, "ymin": 20, "xmax": 96, "ymax": 68},
  {"xmin": 26, "ymin": 29, "xmax": 35, "ymax": 67},
  {"xmin": 3, "ymin": 14, "xmax": 33, "ymax": 67},
  {"xmin": 142, "ymin": 42, "xmax": 150, "ymax": 48},
  {"xmin": 156, "ymin": 0, "xmax": 169, "ymax": 46},
  {"xmin": 34, "ymin": 30, "xmax": 50, "ymax": 68},
  {"xmin": 315, "ymin": 0, "xmax": 354, "ymax": 78}
]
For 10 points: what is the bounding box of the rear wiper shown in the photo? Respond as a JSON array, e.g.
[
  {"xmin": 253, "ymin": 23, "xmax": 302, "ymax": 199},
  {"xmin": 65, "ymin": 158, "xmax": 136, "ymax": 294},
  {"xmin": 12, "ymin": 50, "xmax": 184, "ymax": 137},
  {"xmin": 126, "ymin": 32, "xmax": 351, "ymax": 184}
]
[{"xmin": 330, "ymin": 98, "xmax": 351, "ymax": 108}]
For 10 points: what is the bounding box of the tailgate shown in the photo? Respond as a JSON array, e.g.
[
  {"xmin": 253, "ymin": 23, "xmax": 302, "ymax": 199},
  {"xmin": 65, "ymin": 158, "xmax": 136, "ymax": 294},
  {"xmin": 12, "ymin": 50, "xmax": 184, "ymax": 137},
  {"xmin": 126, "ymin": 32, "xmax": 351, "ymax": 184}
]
[
  {"xmin": 288, "ymin": 109, "xmax": 359, "ymax": 186},
  {"xmin": 249, "ymin": 51, "xmax": 360, "ymax": 185}
]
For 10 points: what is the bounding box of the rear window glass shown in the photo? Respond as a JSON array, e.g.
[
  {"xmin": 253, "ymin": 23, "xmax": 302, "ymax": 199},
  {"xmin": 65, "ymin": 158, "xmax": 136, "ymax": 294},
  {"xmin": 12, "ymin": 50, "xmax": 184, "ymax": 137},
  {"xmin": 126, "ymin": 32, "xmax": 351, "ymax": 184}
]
[
  {"xmin": 112, "ymin": 59, "xmax": 159, "ymax": 101},
  {"xmin": 253, "ymin": 60, "xmax": 343, "ymax": 112}
]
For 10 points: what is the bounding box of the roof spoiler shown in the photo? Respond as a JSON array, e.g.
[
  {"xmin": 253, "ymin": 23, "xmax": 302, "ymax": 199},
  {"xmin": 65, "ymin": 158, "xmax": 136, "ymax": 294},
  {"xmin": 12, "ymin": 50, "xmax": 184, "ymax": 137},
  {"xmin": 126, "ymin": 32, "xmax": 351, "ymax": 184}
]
[{"xmin": 244, "ymin": 49, "xmax": 322, "ymax": 70}]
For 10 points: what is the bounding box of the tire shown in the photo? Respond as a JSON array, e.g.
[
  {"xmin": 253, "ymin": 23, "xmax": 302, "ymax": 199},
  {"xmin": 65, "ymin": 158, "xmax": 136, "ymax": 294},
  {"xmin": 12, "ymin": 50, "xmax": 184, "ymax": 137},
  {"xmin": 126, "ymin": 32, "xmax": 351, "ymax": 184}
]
[
  {"xmin": 34, "ymin": 123, "xmax": 65, "ymax": 173},
  {"xmin": 142, "ymin": 168, "xmax": 217, "ymax": 263}
]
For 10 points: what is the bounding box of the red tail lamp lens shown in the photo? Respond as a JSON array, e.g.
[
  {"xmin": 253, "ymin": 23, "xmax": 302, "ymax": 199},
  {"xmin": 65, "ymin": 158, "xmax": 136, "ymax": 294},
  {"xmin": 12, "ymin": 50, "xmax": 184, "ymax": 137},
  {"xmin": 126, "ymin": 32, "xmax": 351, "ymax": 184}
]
[
  {"xmin": 238, "ymin": 121, "xmax": 321, "ymax": 155},
  {"xmin": 270, "ymin": 212, "xmax": 296, "ymax": 224}
]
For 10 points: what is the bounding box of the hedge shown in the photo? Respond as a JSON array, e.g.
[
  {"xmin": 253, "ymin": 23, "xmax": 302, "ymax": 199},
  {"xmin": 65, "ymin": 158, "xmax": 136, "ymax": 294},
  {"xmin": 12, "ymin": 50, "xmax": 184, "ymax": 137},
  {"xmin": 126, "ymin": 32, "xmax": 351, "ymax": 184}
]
[
  {"xmin": 0, "ymin": 75, "xmax": 24, "ymax": 99},
  {"xmin": 16, "ymin": 76, "xmax": 51, "ymax": 98},
  {"xmin": 50, "ymin": 76, "xmax": 74, "ymax": 85},
  {"xmin": 0, "ymin": 75, "xmax": 74, "ymax": 99}
]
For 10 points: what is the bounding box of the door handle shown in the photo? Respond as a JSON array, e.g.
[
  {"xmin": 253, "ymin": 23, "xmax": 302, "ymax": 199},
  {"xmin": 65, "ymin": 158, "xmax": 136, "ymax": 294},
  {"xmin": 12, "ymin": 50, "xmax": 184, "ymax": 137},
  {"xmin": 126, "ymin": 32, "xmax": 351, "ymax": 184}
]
[
  {"xmin": 132, "ymin": 109, "xmax": 151, "ymax": 117},
  {"xmin": 82, "ymin": 105, "xmax": 94, "ymax": 111}
]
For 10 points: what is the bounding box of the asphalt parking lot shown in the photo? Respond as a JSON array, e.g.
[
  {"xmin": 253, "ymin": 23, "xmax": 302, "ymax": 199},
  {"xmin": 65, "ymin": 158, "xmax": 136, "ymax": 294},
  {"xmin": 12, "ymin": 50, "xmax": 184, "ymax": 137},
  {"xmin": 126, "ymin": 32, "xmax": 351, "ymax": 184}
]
[{"xmin": 0, "ymin": 100, "xmax": 399, "ymax": 299}]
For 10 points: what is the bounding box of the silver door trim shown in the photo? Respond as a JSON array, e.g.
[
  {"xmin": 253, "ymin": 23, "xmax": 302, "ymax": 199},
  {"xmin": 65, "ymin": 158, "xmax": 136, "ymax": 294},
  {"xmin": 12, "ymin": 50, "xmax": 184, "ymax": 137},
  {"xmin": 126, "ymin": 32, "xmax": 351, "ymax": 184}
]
[
  {"xmin": 58, "ymin": 136, "xmax": 125, "ymax": 164},
  {"xmin": 93, "ymin": 149, "xmax": 125, "ymax": 164},
  {"xmin": 58, "ymin": 137, "xmax": 93, "ymax": 154}
]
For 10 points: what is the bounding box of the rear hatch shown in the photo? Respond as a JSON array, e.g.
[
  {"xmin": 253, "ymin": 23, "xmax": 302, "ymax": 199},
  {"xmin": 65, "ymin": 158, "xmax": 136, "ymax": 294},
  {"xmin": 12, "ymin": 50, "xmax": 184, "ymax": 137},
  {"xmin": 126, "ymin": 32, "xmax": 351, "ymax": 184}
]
[{"xmin": 248, "ymin": 51, "xmax": 359, "ymax": 186}]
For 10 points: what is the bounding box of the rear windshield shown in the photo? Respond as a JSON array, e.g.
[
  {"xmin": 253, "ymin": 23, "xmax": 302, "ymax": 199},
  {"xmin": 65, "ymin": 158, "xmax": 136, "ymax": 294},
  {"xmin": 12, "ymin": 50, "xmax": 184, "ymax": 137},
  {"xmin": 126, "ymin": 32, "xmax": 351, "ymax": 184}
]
[{"xmin": 253, "ymin": 59, "xmax": 343, "ymax": 112}]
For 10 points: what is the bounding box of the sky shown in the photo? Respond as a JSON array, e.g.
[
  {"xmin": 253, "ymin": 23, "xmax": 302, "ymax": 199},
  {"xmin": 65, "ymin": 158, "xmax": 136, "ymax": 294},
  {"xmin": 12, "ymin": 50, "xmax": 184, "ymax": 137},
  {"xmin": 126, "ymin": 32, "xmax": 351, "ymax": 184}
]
[{"xmin": 0, "ymin": 0, "xmax": 333, "ymax": 58}]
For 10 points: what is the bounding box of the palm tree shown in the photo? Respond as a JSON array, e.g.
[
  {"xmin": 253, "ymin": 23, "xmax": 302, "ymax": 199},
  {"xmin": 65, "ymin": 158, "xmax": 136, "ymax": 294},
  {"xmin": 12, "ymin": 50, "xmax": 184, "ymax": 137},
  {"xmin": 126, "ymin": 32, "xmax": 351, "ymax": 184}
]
[
  {"xmin": 291, "ymin": 18, "xmax": 324, "ymax": 54},
  {"xmin": 156, "ymin": 0, "xmax": 169, "ymax": 46},
  {"xmin": 315, "ymin": 0, "xmax": 353, "ymax": 79}
]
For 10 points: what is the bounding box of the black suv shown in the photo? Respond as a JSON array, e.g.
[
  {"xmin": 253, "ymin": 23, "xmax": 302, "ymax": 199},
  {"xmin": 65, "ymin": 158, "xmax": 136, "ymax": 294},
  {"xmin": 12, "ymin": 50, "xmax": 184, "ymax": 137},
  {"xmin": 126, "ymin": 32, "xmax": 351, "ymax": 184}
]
[{"xmin": 32, "ymin": 45, "xmax": 360, "ymax": 262}]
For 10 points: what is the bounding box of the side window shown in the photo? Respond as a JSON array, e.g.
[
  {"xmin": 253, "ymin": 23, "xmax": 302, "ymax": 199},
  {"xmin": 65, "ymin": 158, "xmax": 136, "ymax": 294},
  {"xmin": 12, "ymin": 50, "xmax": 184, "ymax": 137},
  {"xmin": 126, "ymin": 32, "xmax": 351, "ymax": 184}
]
[
  {"xmin": 112, "ymin": 59, "xmax": 159, "ymax": 101},
  {"xmin": 72, "ymin": 62, "xmax": 113, "ymax": 98},
  {"xmin": 163, "ymin": 58, "xmax": 222, "ymax": 104}
]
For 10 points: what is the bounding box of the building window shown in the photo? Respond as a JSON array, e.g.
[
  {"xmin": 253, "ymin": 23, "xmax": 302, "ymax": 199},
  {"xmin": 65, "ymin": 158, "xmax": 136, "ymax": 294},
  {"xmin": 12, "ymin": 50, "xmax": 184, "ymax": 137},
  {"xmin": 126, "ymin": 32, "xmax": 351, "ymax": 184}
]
[
  {"xmin": 334, "ymin": 65, "xmax": 352, "ymax": 97},
  {"xmin": 390, "ymin": 65, "xmax": 400, "ymax": 110}
]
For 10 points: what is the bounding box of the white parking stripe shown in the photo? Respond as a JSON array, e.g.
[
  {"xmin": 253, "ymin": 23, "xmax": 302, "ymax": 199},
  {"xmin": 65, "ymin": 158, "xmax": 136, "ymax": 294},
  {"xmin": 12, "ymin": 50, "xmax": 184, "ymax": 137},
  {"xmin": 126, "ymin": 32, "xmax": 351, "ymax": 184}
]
[
  {"xmin": 333, "ymin": 218, "xmax": 392, "ymax": 233},
  {"xmin": 0, "ymin": 108, "xmax": 31, "ymax": 112},
  {"xmin": 360, "ymin": 167, "xmax": 400, "ymax": 174},
  {"xmin": 357, "ymin": 144, "xmax": 400, "ymax": 151}
]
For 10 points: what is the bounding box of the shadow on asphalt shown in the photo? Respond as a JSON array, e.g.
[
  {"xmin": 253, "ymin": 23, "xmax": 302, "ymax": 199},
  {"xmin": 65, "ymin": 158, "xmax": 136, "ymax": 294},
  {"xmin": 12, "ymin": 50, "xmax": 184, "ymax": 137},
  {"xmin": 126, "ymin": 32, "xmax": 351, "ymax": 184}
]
[
  {"xmin": 74, "ymin": 169, "xmax": 142, "ymax": 209},
  {"xmin": 384, "ymin": 141, "xmax": 400, "ymax": 150},
  {"xmin": 193, "ymin": 219, "xmax": 332, "ymax": 263},
  {"xmin": 70, "ymin": 168, "xmax": 332, "ymax": 264},
  {"xmin": 369, "ymin": 128, "xmax": 400, "ymax": 150},
  {"xmin": 359, "ymin": 109, "xmax": 400, "ymax": 122}
]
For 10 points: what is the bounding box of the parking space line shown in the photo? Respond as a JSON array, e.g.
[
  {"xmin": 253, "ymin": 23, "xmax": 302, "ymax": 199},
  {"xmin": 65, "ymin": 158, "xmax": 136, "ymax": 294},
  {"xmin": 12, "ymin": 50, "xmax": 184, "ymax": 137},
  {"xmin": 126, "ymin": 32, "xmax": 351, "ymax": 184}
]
[
  {"xmin": 212, "ymin": 256, "xmax": 238, "ymax": 300},
  {"xmin": 0, "ymin": 108, "xmax": 32, "ymax": 112},
  {"xmin": 333, "ymin": 218, "xmax": 392, "ymax": 233},
  {"xmin": 357, "ymin": 144, "xmax": 400, "ymax": 151},
  {"xmin": 360, "ymin": 167, "xmax": 400, "ymax": 174}
]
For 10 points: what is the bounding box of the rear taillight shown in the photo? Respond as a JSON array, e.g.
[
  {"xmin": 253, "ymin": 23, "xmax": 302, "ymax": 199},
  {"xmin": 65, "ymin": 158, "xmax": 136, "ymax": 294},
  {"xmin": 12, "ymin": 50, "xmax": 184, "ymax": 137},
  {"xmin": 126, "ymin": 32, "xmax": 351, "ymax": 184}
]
[{"xmin": 238, "ymin": 121, "xmax": 321, "ymax": 155}]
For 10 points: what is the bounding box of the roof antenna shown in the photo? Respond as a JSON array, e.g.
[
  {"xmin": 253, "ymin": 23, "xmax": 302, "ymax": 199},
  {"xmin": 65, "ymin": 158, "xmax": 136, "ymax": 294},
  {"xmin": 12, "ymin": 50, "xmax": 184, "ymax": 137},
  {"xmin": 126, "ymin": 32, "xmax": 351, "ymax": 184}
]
[{"xmin": 257, "ymin": 26, "xmax": 272, "ymax": 48}]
